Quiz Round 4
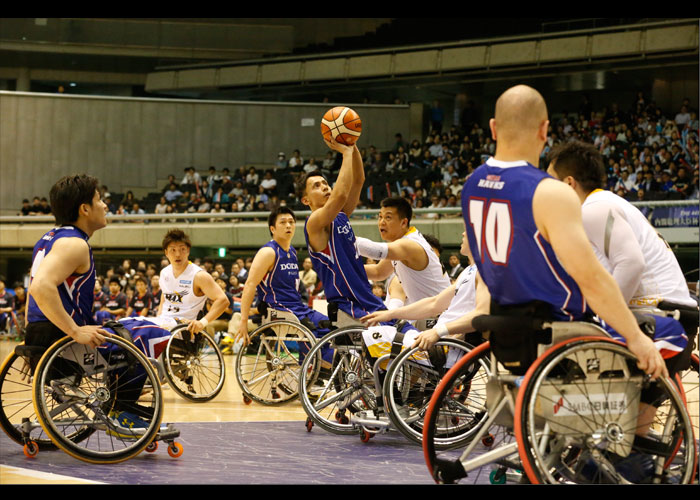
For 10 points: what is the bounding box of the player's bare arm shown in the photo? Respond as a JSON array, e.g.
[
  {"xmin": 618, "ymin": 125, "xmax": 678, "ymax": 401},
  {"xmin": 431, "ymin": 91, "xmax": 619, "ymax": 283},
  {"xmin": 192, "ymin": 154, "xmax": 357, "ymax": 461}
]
[
  {"xmin": 411, "ymin": 272, "xmax": 490, "ymax": 351},
  {"xmin": 362, "ymin": 283, "xmax": 455, "ymax": 326},
  {"xmin": 235, "ymin": 246, "xmax": 276, "ymax": 345},
  {"xmin": 533, "ymin": 178, "xmax": 667, "ymax": 379},
  {"xmin": 28, "ymin": 237, "xmax": 106, "ymax": 347},
  {"xmin": 189, "ymin": 270, "xmax": 229, "ymax": 334},
  {"xmin": 342, "ymin": 144, "xmax": 365, "ymax": 216}
]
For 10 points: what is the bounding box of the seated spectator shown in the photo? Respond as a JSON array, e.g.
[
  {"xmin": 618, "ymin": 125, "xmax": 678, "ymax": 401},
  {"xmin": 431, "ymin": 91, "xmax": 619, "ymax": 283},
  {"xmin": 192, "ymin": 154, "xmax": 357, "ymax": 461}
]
[
  {"xmin": 164, "ymin": 183, "xmax": 183, "ymax": 202},
  {"xmin": 260, "ymin": 171, "xmax": 277, "ymax": 194},
  {"xmin": 275, "ymin": 152, "xmax": 287, "ymax": 170},
  {"xmin": 181, "ymin": 166, "xmax": 201, "ymax": 186},
  {"xmin": 36, "ymin": 197, "xmax": 52, "ymax": 215},
  {"xmin": 613, "ymin": 168, "xmax": 638, "ymax": 195},
  {"xmin": 673, "ymin": 166, "xmax": 692, "ymax": 197},
  {"xmin": 162, "ymin": 175, "xmax": 177, "ymax": 193},
  {"xmin": 245, "ymin": 167, "xmax": 259, "ymax": 188},
  {"xmin": 288, "ymin": 149, "xmax": 304, "ymax": 171},
  {"xmin": 207, "ymin": 166, "xmax": 222, "ymax": 186},
  {"xmin": 19, "ymin": 199, "xmax": 32, "ymax": 216},
  {"xmin": 155, "ymin": 196, "xmax": 169, "ymax": 214}
]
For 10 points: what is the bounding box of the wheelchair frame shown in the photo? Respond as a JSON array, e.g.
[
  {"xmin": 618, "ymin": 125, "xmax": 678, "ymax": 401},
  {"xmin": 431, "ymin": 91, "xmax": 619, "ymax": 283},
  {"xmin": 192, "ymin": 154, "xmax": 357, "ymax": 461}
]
[{"xmin": 422, "ymin": 317, "xmax": 698, "ymax": 485}]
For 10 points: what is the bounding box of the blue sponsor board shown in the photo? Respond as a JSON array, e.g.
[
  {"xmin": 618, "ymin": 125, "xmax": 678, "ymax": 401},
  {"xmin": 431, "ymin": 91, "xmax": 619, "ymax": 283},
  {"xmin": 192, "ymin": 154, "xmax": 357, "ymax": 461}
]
[{"xmin": 650, "ymin": 205, "xmax": 699, "ymax": 228}]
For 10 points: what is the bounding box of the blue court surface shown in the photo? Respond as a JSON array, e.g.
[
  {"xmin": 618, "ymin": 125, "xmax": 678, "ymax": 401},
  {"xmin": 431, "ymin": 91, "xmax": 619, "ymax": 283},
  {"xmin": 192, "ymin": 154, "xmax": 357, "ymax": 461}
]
[{"xmin": 0, "ymin": 420, "xmax": 499, "ymax": 485}]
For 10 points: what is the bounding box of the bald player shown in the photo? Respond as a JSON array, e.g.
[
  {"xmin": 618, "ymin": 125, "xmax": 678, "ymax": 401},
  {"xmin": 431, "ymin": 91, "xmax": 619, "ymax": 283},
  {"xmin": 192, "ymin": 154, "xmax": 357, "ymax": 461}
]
[{"xmin": 412, "ymin": 84, "xmax": 685, "ymax": 385}]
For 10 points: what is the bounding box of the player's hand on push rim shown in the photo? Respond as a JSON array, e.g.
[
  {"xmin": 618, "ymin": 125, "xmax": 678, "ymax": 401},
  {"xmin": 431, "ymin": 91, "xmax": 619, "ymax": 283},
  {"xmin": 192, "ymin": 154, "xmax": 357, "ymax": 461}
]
[
  {"xmin": 411, "ymin": 329, "xmax": 440, "ymax": 351},
  {"xmin": 626, "ymin": 333, "xmax": 668, "ymax": 380},
  {"xmin": 186, "ymin": 319, "xmax": 205, "ymax": 334},
  {"xmin": 73, "ymin": 325, "xmax": 107, "ymax": 348}
]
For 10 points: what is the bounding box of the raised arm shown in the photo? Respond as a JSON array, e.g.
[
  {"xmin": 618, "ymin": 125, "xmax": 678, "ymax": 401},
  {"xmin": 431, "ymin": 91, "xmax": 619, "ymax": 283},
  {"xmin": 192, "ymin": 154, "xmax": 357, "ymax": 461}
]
[{"xmin": 343, "ymin": 145, "xmax": 365, "ymax": 216}]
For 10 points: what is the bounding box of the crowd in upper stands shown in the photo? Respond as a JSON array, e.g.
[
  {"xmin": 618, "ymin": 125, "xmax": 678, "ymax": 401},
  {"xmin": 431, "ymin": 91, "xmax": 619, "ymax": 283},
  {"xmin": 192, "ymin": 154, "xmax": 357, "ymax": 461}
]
[{"xmin": 17, "ymin": 93, "xmax": 700, "ymax": 221}]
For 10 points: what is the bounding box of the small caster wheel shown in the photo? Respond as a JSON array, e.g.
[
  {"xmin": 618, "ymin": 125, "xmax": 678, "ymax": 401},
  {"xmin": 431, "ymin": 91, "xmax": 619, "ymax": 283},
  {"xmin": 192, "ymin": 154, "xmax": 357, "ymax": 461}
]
[
  {"xmin": 271, "ymin": 391, "xmax": 280, "ymax": 399},
  {"xmin": 146, "ymin": 441, "xmax": 158, "ymax": 453},
  {"xmin": 305, "ymin": 418, "xmax": 313, "ymax": 432},
  {"xmin": 23, "ymin": 441, "xmax": 39, "ymax": 458},
  {"xmin": 335, "ymin": 411, "xmax": 349, "ymax": 424},
  {"xmin": 360, "ymin": 430, "xmax": 372, "ymax": 443},
  {"xmin": 167, "ymin": 442, "xmax": 184, "ymax": 458},
  {"xmin": 451, "ymin": 416, "xmax": 460, "ymax": 425},
  {"xmin": 489, "ymin": 468, "xmax": 507, "ymax": 485},
  {"xmin": 482, "ymin": 433, "xmax": 495, "ymax": 447}
]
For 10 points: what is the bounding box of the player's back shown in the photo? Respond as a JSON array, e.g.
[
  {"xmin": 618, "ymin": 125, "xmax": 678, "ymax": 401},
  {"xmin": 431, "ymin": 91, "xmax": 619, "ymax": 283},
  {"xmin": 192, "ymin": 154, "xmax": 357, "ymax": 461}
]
[
  {"xmin": 27, "ymin": 225, "xmax": 96, "ymax": 326},
  {"xmin": 462, "ymin": 158, "xmax": 587, "ymax": 321},
  {"xmin": 582, "ymin": 189, "xmax": 695, "ymax": 308},
  {"xmin": 305, "ymin": 211, "xmax": 386, "ymax": 318}
]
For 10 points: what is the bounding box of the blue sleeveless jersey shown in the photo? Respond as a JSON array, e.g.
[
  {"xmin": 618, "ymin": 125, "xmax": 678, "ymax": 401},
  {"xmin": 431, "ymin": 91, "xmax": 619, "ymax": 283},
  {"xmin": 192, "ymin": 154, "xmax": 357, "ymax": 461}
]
[
  {"xmin": 304, "ymin": 212, "xmax": 386, "ymax": 319},
  {"xmin": 462, "ymin": 159, "xmax": 588, "ymax": 321},
  {"xmin": 27, "ymin": 226, "xmax": 96, "ymax": 326},
  {"xmin": 256, "ymin": 240, "xmax": 311, "ymax": 318}
]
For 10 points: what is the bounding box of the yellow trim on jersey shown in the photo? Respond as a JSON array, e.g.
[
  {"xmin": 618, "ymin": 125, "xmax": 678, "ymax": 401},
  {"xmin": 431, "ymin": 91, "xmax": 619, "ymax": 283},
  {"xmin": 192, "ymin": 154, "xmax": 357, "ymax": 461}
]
[{"xmin": 586, "ymin": 188, "xmax": 604, "ymax": 199}]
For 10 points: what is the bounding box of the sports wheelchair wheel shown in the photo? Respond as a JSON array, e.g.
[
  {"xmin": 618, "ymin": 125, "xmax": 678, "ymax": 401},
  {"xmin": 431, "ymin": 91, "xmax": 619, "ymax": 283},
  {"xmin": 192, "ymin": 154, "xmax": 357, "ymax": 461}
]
[
  {"xmin": 235, "ymin": 320, "xmax": 318, "ymax": 405},
  {"xmin": 515, "ymin": 337, "xmax": 697, "ymax": 484},
  {"xmin": 164, "ymin": 325, "xmax": 225, "ymax": 403},
  {"xmin": 423, "ymin": 342, "xmax": 507, "ymax": 483},
  {"xmin": 32, "ymin": 333, "xmax": 164, "ymax": 464},
  {"xmin": 0, "ymin": 348, "xmax": 57, "ymax": 450},
  {"xmin": 299, "ymin": 327, "xmax": 377, "ymax": 435},
  {"xmin": 383, "ymin": 338, "xmax": 489, "ymax": 449}
]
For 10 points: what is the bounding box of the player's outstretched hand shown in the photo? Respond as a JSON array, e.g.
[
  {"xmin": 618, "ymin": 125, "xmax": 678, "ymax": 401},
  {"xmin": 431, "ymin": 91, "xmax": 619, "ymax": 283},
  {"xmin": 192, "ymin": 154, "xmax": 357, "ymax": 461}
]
[
  {"xmin": 323, "ymin": 135, "xmax": 354, "ymax": 155},
  {"xmin": 411, "ymin": 329, "xmax": 440, "ymax": 351},
  {"xmin": 186, "ymin": 319, "xmax": 206, "ymax": 334},
  {"xmin": 360, "ymin": 309, "xmax": 394, "ymax": 327},
  {"xmin": 626, "ymin": 332, "xmax": 668, "ymax": 380}
]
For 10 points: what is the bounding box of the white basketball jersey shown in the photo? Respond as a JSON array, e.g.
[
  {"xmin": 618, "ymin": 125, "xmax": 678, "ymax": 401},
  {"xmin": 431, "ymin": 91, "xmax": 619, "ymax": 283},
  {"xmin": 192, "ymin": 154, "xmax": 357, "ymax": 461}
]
[
  {"xmin": 391, "ymin": 227, "xmax": 451, "ymax": 305},
  {"xmin": 582, "ymin": 189, "xmax": 694, "ymax": 307},
  {"xmin": 158, "ymin": 262, "xmax": 208, "ymax": 323},
  {"xmin": 436, "ymin": 265, "xmax": 477, "ymax": 327}
]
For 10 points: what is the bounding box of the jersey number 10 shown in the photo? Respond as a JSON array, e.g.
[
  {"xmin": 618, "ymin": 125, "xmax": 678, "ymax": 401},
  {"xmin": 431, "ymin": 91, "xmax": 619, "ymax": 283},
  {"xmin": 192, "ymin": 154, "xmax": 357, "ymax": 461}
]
[{"xmin": 468, "ymin": 198, "xmax": 513, "ymax": 265}]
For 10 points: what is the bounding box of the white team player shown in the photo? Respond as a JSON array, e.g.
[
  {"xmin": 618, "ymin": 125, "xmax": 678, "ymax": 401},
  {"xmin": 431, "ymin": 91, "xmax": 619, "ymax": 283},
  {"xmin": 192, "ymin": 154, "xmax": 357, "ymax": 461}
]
[
  {"xmin": 120, "ymin": 229, "xmax": 229, "ymax": 358},
  {"xmin": 362, "ymin": 229, "xmax": 479, "ymax": 367},
  {"xmin": 546, "ymin": 140, "xmax": 696, "ymax": 309},
  {"xmin": 359, "ymin": 196, "xmax": 451, "ymax": 307}
]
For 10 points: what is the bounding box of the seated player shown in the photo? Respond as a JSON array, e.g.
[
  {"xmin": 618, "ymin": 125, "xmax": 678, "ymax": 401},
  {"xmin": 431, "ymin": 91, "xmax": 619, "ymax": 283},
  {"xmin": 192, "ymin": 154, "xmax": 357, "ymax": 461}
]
[
  {"xmin": 231, "ymin": 207, "xmax": 331, "ymax": 363},
  {"xmin": 358, "ymin": 196, "xmax": 451, "ymax": 308},
  {"xmin": 362, "ymin": 229, "xmax": 480, "ymax": 365}
]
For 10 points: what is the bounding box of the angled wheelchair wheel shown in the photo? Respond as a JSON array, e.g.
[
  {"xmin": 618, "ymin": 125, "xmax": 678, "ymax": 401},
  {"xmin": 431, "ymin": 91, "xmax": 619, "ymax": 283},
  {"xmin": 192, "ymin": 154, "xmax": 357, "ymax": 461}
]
[
  {"xmin": 0, "ymin": 349, "xmax": 59, "ymax": 450},
  {"xmin": 299, "ymin": 327, "xmax": 376, "ymax": 435},
  {"xmin": 515, "ymin": 337, "xmax": 697, "ymax": 484},
  {"xmin": 32, "ymin": 333, "xmax": 164, "ymax": 464},
  {"xmin": 234, "ymin": 320, "xmax": 318, "ymax": 405},
  {"xmin": 422, "ymin": 342, "xmax": 501, "ymax": 483},
  {"xmin": 164, "ymin": 325, "xmax": 225, "ymax": 403},
  {"xmin": 384, "ymin": 338, "xmax": 489, "ymax": 449}
]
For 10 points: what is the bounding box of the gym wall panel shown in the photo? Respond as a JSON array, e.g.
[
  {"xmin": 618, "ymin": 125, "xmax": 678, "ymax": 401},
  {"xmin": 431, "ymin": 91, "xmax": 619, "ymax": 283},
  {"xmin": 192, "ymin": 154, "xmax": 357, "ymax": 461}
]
[
  {"xmin": 304, "ymin": 58, "xmax": 347, "ymax": 81},
  {"xmin": 539, "ymin": 36, "xmax": 588, "ymax": 62},
  {"xmin": 590, "ymin": 31, "xmax": 641, "ymax": 57},
  {"xmin": 440, "ymin": 46, "xmax": 487, "ymax": 71},
  {"xmin": 0, "ymin": 92, "xmax": 410, "ymax": 213},
  {"xmin": 489, "ymin": 41, "xmax": 538, "ymax": 66},
  {"xmin": 645, "ymin": 25, "xmax": 698, "ymax": 52},
  {"xmin": 394, "ymin": 50, "xmax": 439, "ymax": 75}
]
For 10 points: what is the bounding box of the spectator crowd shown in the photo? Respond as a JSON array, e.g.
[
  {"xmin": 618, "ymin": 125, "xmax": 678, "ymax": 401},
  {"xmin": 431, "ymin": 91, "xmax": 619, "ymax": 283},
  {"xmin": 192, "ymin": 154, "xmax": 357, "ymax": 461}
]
[{"xmin": 16, "ymin": 93, "xmax": 699, "ymax": 221}]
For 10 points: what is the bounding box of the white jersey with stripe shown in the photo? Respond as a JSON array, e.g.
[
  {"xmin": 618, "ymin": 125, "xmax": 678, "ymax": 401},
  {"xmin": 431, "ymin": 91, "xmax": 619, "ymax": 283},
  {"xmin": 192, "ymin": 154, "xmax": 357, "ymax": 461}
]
[
  {"xmin": 436, "ymin": 265, "xmax": 477, "ymax": 327},
  {"xmin": 158, "ymin": 262, "xmax": 208, "ymax": 324},
  {"xmin": 391, "ymin": 227, "xmax": 451, "ymax": 305},
  {"xmin": 581, "ymin": 189, "xmax": 695, "ymax": 308}
]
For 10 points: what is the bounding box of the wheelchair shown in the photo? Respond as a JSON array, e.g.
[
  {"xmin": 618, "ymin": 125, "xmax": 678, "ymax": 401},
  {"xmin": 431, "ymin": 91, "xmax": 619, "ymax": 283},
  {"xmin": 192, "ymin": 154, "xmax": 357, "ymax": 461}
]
[
  {"xmin": 234, "ymin": 303, "xmax": 320, "ymax": 405},
  {"xmin": 422, "ymin": 306, "xmax": 698, "ymax": 485},
  {"xmin": 0, "ymin": 329, "xmax": 183, "ymax": 464},
  {"xmin": 298, "ymin": 307, "xmax": 489, "ymax": 448},
  {"xmin": 158, "ymin": 322, "xmax": 226, "ymax": 403}
]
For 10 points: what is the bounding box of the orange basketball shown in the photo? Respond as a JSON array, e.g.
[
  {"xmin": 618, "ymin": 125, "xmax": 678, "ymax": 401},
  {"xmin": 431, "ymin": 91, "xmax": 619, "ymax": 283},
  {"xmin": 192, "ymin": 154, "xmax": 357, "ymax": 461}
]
[{"xmin": 320, "ymin": 106, "xmax": 362, "ymax": 146}]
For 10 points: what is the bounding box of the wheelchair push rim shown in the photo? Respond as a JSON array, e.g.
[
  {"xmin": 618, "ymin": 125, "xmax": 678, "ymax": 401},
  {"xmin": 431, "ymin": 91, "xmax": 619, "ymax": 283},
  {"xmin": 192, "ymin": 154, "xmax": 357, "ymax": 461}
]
[
  {"xmin": 32, "ymin": 333, "xmax": 164, "ymax": 464},
  {"xmin": 234, "ymin": 320, "xmax": 317, "ymax": 405},
  {"xmin": 514, "ymin": 337, "xmax": 697, "ymax": 485},
  {"xmin": 164, "ymin": 325, "xmax": 226, "ymax": 403}
]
